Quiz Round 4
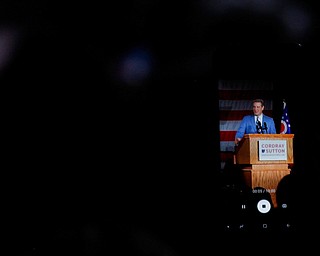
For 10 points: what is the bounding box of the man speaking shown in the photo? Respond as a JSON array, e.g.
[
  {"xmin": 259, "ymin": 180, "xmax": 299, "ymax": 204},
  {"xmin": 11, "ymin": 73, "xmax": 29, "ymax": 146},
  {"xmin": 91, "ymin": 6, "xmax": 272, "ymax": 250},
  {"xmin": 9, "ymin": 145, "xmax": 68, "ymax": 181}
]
[{"xmin": 235, "ymin": 98, "xmax": 277, "ymax": 145}]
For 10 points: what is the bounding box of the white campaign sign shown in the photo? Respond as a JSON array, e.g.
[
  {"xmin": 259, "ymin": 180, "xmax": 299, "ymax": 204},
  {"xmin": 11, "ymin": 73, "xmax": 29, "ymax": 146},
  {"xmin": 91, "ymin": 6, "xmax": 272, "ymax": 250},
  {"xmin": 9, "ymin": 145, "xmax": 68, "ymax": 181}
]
[{"xmin": 258, "ymin": 140, "xmax": 287, "ymax": 161}]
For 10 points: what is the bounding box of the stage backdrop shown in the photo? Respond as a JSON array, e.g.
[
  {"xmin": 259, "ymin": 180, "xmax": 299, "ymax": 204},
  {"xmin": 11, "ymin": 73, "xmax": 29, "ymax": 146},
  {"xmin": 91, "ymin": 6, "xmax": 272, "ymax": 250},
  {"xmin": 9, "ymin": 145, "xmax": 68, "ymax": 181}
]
[{"xmin": 218, "ymin": 80, "xmax": 274, "ymax": 170}]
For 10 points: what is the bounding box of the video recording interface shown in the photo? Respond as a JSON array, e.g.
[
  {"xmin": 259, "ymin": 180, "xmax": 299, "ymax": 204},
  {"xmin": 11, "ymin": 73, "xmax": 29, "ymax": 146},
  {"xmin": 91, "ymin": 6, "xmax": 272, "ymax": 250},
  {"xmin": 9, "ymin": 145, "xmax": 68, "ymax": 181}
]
[{"xmin": 218, "ymin": 80, "xmax": 298, "ymax": 234}]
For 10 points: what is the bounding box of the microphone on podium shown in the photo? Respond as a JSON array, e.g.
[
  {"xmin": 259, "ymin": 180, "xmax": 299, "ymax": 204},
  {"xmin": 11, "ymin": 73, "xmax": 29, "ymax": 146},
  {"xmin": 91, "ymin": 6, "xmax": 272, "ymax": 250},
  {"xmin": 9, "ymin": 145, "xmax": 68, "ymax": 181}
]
[
  {"xmin": 256, "ymin": 119, "xmax": 262, "ymax": 134},
  {"xmin": 263, "ymin": 122, "xmax": 268, "ymax": 133}
]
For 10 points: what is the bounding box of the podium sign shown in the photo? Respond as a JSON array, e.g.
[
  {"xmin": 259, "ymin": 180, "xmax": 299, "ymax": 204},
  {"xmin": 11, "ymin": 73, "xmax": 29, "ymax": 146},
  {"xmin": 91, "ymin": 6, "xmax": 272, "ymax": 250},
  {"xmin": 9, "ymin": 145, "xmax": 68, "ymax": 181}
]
[
  {"xmin": 258, "ymin": 139, "xmax": 287, "ymax": 161},
  {"xmin": 235, "ymin": 134, "xmax": 294, "ymax": 165}
]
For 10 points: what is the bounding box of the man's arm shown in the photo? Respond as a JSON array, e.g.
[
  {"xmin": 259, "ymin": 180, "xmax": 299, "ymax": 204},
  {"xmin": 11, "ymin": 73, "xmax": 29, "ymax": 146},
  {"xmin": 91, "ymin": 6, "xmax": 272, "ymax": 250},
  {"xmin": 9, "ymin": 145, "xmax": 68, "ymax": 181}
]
[{"xmin": 234, "ymin": 116, "xmax": 248, "ymax": 144}]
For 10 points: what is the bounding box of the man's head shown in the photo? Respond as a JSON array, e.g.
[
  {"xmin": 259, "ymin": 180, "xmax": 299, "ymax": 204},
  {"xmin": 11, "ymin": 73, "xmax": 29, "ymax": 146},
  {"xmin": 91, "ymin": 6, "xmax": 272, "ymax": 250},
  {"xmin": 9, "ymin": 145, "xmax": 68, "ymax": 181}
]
[{"xmin": 252, "ymin": 99, "xmax": 264, "ymax": 116}]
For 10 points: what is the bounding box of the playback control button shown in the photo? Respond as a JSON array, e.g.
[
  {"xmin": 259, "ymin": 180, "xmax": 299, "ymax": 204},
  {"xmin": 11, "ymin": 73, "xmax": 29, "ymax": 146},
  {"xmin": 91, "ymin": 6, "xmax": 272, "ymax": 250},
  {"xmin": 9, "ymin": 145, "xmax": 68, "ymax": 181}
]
[{"xmin": 257, "ymin": 199, "xmax": 271, "ymax": 213}]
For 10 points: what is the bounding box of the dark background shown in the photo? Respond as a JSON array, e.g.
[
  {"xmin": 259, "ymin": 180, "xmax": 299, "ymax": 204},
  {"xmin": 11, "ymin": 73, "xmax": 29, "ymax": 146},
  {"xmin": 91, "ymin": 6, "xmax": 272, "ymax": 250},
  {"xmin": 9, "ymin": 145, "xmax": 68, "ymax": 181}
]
[{"xmin": 2, "ymin": 1, "xmax": 319, "ymax": 255}]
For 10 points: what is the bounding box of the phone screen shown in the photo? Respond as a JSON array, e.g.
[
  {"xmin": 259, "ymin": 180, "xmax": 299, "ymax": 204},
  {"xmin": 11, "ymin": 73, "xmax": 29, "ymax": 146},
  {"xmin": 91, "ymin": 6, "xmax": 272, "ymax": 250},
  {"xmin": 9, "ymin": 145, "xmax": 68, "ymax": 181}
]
[{"xmin": 213, "ymin": 43, "xmax": 318, "ymax": 243}]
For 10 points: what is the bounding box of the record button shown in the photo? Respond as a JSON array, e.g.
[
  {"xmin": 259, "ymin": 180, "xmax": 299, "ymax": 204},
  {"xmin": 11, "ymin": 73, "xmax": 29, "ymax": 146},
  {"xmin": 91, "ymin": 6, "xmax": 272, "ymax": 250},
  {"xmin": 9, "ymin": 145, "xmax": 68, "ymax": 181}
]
[{"xmin": 257, "ymin": 199, "xmax": 271, "ymax": 213}]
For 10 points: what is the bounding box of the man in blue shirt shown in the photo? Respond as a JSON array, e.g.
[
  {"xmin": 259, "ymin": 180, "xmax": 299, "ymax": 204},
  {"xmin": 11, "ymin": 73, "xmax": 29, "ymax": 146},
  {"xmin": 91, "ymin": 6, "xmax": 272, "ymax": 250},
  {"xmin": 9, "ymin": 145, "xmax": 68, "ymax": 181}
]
[{"xmin": 234, "ymin": 99, "xmax": 277, "ymax": 145}]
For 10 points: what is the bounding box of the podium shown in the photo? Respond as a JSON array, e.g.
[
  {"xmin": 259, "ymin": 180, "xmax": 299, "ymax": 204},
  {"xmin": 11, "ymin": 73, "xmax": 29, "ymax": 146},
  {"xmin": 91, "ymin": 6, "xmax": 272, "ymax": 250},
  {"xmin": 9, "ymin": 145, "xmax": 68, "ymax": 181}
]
[{"xmin": 235, "ymin": 134, "xmax": 294, "ymax": 208}]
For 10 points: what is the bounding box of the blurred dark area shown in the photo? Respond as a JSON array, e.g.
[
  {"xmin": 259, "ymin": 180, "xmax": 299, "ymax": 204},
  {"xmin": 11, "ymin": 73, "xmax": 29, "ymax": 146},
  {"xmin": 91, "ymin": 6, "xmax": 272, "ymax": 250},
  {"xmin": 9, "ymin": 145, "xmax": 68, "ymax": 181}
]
[{"xmin": 2, "ymin": 1, "xmax": 320, "ymax": 255}]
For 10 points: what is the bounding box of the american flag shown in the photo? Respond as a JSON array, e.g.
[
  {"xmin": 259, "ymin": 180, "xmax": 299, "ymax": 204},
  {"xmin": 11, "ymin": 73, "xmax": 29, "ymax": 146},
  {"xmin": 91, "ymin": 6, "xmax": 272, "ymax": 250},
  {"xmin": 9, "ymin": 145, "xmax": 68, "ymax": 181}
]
[
  {"xmin": 280, "ymin": 100, "xmax": 291, "ymax": 134},
  {"xmin": 218, "ymin": 80, "xmax": 274, "ymax": 170}
]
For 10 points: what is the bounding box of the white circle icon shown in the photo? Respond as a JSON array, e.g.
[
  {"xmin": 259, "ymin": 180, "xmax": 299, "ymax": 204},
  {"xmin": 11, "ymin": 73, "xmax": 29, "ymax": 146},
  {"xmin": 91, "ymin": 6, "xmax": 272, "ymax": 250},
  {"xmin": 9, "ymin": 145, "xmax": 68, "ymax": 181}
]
[{"xmin": 257, "ymin": 199, "xmax": 271, "ymax": 213}]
